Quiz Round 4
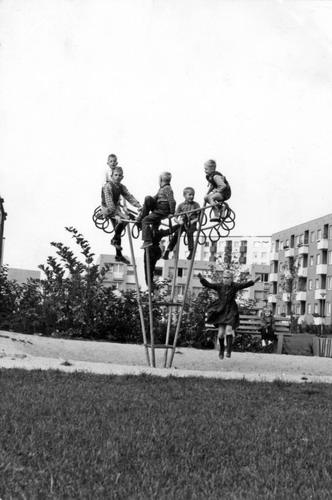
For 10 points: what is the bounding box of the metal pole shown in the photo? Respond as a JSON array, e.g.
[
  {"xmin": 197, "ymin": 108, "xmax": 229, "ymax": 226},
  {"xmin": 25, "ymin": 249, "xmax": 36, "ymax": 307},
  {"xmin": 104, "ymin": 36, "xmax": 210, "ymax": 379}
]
[
  {"xmin": 125, "ymin": 206, "xmax": 151, "ymax": 366},
  {"xmin": 163, "ymin": 225, "xmax": 182, "ymax": 367},
  {"xmin": 145, "ymin": 245, "xmax": 156, "ymax": 367},
  {"xmin": 167, "ymin": 203, "xmax": 207, "ymax": 368}
]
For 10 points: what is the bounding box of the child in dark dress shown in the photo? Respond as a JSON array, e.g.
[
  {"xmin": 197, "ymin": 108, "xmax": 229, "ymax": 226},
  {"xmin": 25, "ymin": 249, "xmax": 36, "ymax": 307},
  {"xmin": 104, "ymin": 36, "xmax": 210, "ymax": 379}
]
[{"xmin": 198, "ymin": 270, "xmax": 260, "ymax": 359}]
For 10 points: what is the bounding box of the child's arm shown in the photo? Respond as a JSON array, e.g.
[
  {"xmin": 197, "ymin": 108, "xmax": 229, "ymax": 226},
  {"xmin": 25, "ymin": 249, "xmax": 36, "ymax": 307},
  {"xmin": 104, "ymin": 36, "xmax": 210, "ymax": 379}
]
[
  {"xmin": 197, "ymin": 273, "xmax": 218, "ymax": 290},
  {"xmin": 121, "ymin": 185, "xmax": 142, "ymax": 211}
]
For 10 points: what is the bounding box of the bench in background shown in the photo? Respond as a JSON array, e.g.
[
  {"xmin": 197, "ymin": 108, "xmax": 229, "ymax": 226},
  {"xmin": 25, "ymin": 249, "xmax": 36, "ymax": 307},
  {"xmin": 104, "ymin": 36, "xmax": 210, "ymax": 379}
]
[{"xmin": 206, "ymin": 314, "xmax": 291, "ymax": 354}]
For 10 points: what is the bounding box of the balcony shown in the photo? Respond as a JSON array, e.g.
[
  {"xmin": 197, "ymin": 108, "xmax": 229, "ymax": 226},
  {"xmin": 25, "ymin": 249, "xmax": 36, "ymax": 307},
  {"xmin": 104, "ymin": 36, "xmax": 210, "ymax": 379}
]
[
  {"xmin": 315, "ymin": 289, "xmax": 327, "ymax": 300},
  {"xmin": 282, "ymin": 292, "xmax": 291, "ymax": 302},
  {"xmin": 297, "ymin": 267, "xmax": 308, "ymax": 278},
  {"xmin": 285, "ymin": 248, "xmax": 295, "ymax": 258},
  {"xmin": 270, "ymin": 251, "xmax": 279, "ymax": 261},
  {"xmin": 113, "ymin": 272, "xmax": 123, "ymax": 281},
  {"xmin": 316, "ymin": 264, "xmax": 328, "ymax": 274},
  {"xmin": 317, "ymin": 239, "xmax": 328, "ymax": 250},
  {"xmin": 296, "ymin": 291, "xmax": 307, "ymax": 301},
  {"xmin": 269, "ymin": 273, "xmax": 278, "ymax": 282},
  {"xmin": 297, "ymin": 245, "xmax": 309, "ymax": 255},
  {"xmin": 268, "ymin": 294, "xmax": 277, "ymax": 303}
]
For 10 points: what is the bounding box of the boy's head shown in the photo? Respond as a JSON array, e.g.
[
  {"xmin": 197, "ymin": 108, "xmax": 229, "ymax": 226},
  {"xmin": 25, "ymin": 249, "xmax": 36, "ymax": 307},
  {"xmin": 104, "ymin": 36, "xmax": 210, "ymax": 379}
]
[
  {"xmin": 263, "ymin": 308, "xmax": 272, "ymax": 317},
  {"xmin": 159, "ymin": 171, "xmax": 172, "ymax": 186},
  {"xmin": 111, "ymin": 166, "xmax": 124, "ymax": 184},
  {"xmin": 222, "ymin": 269, "xmax": 233, "ymax": 284},
  {"xmin": 107, "ymin": 154, "xmax": 118, "ymax": 169},
  {"xmin": 204, "ymin": 159, "xmax": 217, "ymax": 175},
  {"xmin": 183, "ymin": 187, "xmax": 195, "ymax": 202}
]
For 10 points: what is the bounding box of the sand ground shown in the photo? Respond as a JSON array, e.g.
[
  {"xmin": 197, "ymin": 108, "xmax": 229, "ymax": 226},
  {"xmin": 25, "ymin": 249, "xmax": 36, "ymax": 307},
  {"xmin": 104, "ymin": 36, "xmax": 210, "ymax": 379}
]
[{"xmin": 1, "ymin": 330, "xmax": 332, "ymax": 383}]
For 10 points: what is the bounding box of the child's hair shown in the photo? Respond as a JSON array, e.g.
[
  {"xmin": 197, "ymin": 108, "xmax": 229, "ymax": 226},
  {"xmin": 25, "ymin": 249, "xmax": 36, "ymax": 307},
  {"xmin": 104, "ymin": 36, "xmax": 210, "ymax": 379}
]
[
  {"xmin": 112, "ymin": 166, "xmax": 123, "ymax": 176},
  {"xmin": 183, "ymin": 187, "xmax": 195, "ymax": 196},
  {"xmin": 204, "ymin": 159, "xmax": 216, "ymax": 170},
  {"xmin": 107, "ymin": 154, "xmax": 118, "ymax": 164},
  {"xmin": 160, "ymin": 171, "xmax": 172, "ymax": 183}
]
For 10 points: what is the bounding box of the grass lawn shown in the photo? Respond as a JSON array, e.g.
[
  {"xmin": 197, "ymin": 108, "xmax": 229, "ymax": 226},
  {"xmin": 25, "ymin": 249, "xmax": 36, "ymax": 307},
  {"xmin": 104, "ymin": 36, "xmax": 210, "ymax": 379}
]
[{"xmin": 1, "ymin": 369, "xmax": 332, "ymax": 499}]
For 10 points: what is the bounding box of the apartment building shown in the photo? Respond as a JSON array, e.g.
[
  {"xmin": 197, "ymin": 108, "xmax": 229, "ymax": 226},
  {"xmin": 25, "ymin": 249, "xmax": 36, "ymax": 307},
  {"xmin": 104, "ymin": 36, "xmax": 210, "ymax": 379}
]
[
  {"xmin": 96, "ymin": 233, "xmax": 271, "ymax": 309},
  {"xmin": 7, "ymin": 268, "xmax": 40, "ymax": 284},
  {"xmin": 268, "ymin": 214, "xmax": 332, "ymax": 326}
]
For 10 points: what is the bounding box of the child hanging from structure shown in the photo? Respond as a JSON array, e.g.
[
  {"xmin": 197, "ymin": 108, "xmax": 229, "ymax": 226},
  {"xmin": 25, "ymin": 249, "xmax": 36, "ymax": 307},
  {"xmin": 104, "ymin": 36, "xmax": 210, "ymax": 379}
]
[
  {"xmin": 136, "ymin": 171, "xmax": 176, "ymax": 250},
  {"xmin": 198, "ymin": 269, "xmax": 260, "ymax": 359},
  {"xmin": 162, "ymin": 186, "xmax": 201, "ymax": 261},
  {"xmin": 101, "ymin": 166, "xmax": 142, "ymax": 264},
  {"xmin": 204, "ymin": 159, "xmax": 231, "ymax": 222}
]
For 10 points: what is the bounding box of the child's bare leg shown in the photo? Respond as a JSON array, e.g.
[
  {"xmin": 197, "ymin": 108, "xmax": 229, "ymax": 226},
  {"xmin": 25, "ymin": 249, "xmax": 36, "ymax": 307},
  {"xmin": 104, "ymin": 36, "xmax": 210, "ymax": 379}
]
[
  {"xmin": 225, "ymin": 325, "xmax": 234, "ymax": 358},
  {"xmin": 217, "ymin": 325, "xmax": 226, "ymax": 360},
  {"xmin": 205, "ymin": 193, "xmax": 224, "ymax": 220}
]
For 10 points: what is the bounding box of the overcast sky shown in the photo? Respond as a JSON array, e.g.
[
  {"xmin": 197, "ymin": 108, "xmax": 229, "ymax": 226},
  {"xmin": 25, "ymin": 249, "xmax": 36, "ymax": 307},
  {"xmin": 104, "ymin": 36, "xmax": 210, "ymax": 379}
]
[{"xmin": 1, "ymin": 0, "xmax": 332, "ymax": 271}]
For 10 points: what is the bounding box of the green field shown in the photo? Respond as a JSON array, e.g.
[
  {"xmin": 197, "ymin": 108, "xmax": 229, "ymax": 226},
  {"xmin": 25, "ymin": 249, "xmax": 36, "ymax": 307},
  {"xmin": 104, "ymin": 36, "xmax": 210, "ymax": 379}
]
[{"xmin": 1, "ymin": 369, "xmax": 332, "ymax": 499}]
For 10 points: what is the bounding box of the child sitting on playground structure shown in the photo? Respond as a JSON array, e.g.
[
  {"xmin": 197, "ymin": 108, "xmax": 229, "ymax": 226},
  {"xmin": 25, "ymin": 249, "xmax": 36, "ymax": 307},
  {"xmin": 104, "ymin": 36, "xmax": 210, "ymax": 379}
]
[
  {"xmin": 162, "ymin": 186, "xmax": 200, "ymax": 261},
  {"xmin": 259, "ymin": 307, "xmax": 276, "ymax": 346},
  {"xmin": 137, "ymin": 171, "xmax": 176, "ymax": 249},
  {"xmin": 198, "ymin": 269, "xmax": 260, "ymax": 359},
  {"xmin": 204, "ymin": 159, "xmax": 231, "ymax": 222},
  {"xmin": 101, "ymin": 166, "xmax": 142, "ymax": 264},
  {"xmin": 105, "ymin": 153, "xmax": 118, "ymax": 182}
]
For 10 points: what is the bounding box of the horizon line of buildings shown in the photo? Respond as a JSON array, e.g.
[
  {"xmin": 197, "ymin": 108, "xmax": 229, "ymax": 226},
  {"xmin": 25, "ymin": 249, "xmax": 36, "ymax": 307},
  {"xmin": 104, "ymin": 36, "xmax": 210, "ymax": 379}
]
[{"xmin": 1, "ymin": 194, "xmax": 332, "ymax": 326}]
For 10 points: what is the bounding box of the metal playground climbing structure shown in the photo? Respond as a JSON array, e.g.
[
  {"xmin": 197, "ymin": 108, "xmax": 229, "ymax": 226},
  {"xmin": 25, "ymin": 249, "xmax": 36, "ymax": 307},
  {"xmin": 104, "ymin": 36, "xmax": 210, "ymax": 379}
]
[{"xmin": 93, "ymin": 202, "xmax": 236, "ymax": 368}]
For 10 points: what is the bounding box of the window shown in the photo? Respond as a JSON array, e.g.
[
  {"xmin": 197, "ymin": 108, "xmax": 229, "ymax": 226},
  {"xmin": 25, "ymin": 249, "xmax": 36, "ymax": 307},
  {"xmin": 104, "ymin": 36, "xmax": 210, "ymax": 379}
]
[
  {"xmin": 308, "ymin": 280, "xmax": 313, "ymax": 290},
  {"xmin": 254, "ymin": 241, "xmax": 261, "ymax": 248},
  {"xmin": 253, "ymin": 252, "xmax": 259, "ymax": 260},
  {"xmin": 296, "ymin": 304, "xmax": 301, "ymax": 315},
  {"xmin": 329, "ymin": 251, "xmax": 332, "ymax": 265},
  {"xmin": 314, "ymin": 303, "xmax": 319, "ymax": 315},
  {"xmin": 330, "ymin": 226, "xmax": 332, "ymax": 240},
  {"xmin": 328, "ymin": 276, "xmax": 332, "ymax": 290},
  {"xmin": 299, "ymin": 234, "xmax": 304, "ymax": 244},
  {"xmin": 316, "ymin": 254, "xmax": 321, "ymax": 265},
  {"xmin": 310, "ymin": 256, "xmax": 314, "ymax": 266},
  {"xmin": 277, "ymin": 305, "xmax": 281, "ymax": 315},
  {"xmin": 311, "ymin": 231, "xmax": 315, "ymax": 243},
  {"xmin": 234, "ymin": 241, "xmax": 240, "ymax": 247},
  {"xmin": 326, "ymin": 302, "xmax": 331, "ymax": 317},
  {"xmin": 317, "ymin": 229, "xmax": 322, "ymax": 240},
  {"xmin": 315, "ymin": 279, "xmax": 320, "ymax": 290},
  {"xmin": 285, "ymin": 239, "xmax": 289, "ymax": 248},
  {"xmin": 280, "ymin": 241, "xmax": 284, "ymax": 250},
  {"xmin": 296, "ymin": 235, "xmax": 300, "ymax": 246},
  {"xmin": 261, "ymin": 252, "xmax": 267, "ymax": 260},
  {"xmin": 307, "ymin": 303, "xmax": 312, "ymax": 315}
]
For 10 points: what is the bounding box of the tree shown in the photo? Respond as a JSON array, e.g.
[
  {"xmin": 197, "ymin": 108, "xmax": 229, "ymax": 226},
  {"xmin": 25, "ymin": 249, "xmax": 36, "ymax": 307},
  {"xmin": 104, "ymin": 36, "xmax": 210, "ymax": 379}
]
[{"xmin": 279, "ymin": 255, "xmax": 300, "ymax": 329}]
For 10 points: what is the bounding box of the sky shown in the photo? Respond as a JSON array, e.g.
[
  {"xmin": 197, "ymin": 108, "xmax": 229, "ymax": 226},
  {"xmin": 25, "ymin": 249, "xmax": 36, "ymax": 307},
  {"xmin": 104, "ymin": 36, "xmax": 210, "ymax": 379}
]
[{"xmin": 1, "ymin": 0, "xmax": 332, "ymax": 272}]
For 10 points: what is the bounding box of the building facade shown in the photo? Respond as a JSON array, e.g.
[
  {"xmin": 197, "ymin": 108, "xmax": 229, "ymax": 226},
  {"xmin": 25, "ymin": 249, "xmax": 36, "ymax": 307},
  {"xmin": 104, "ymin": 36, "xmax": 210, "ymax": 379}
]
[
  {"xmin": 268, "ymin": 214, "xmax": 332, "ymax": 326},
  {"xmin": 7, "ymin": 268, "xmax": 41, "ymax": 284},
  {"xmin": 96, "ymin": 234, "xmax": 271, "ymax": 310}
]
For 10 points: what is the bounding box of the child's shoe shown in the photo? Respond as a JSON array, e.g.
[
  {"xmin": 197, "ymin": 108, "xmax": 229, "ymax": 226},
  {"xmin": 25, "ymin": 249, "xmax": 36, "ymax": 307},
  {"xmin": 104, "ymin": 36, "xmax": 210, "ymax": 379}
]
[
  {"xmin": 187, "ymin": 251, "xmax": 193, "ymax": 260},
  {"xmin": 115, "ymin": 255, "xmax": 130, "ymax": 265}
]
